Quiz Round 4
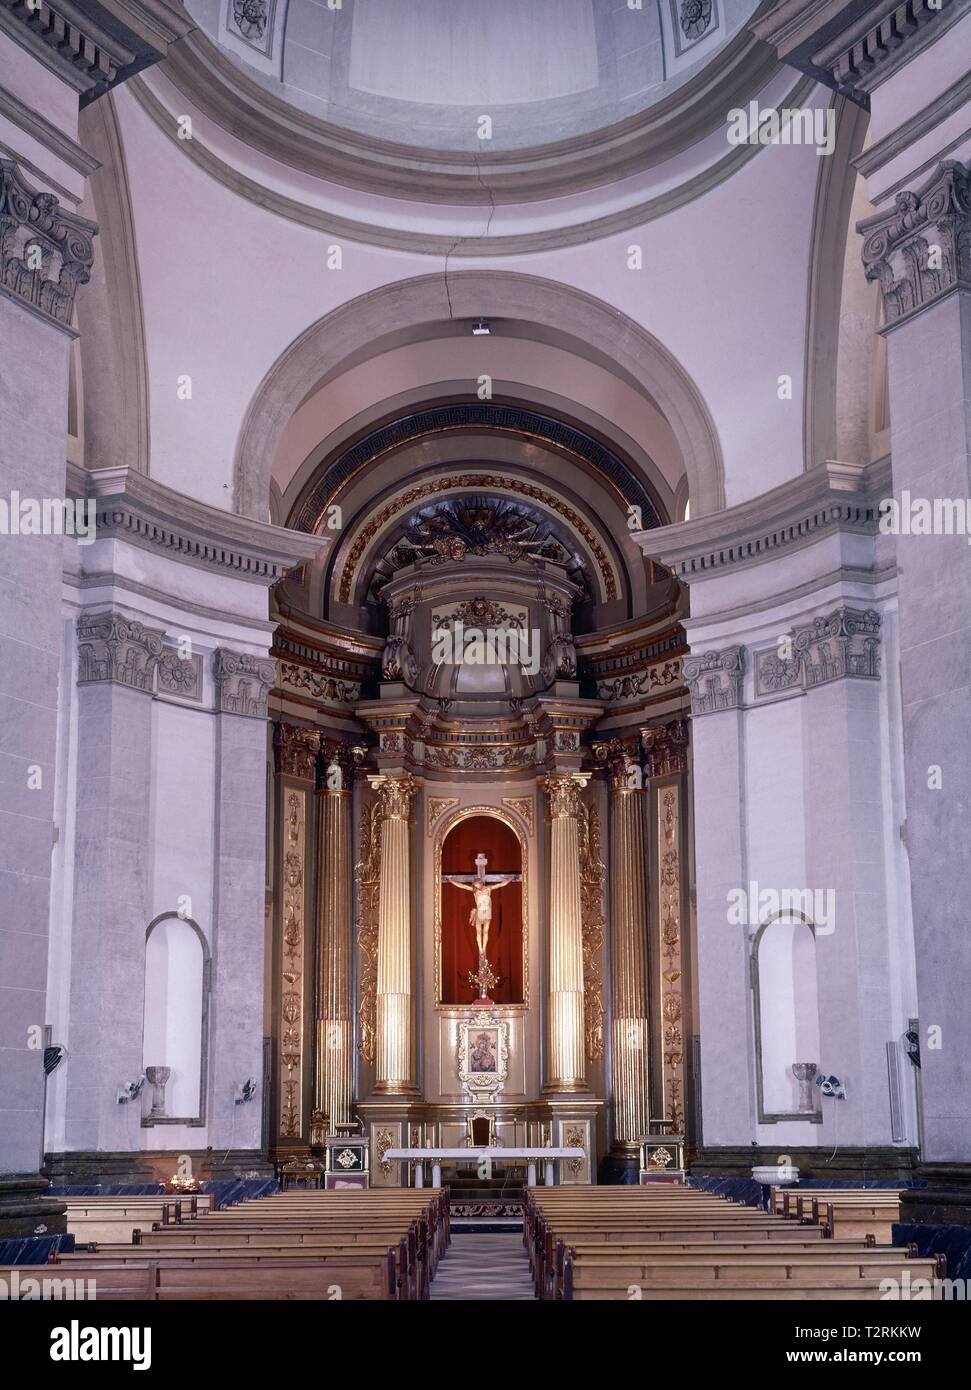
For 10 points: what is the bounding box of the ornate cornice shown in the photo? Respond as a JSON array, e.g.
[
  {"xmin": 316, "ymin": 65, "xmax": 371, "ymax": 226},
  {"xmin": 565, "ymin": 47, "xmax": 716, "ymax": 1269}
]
[
  {"xmin": 213, "ymin": 647, "xmax": 276, "ymax": 718},
  {"xmin": 67, "ymin": 464, "xmax": 326, "ymax": 583},
  {"xmin": 858, "ymin": 161, "xmax": 971, "ymax": 330},
  {"xmin": 0, "ymin": 0, "xmax": 193, "ymax": 104},
  {"xmin": 0, "ymin": 159, "xmax": 96, "ymax": 330},
  {"xmin": 752, "ymin": 0, "xmax": 967, "ymax": 107},
  {"xmin": 683, "ymin": 645, "xmax": 746, "ymax": 716},
  {"xmin": 76, "ymin": 608, "xmax": 163, "ymax": 690},
  {"xmin": 633, "ymin": 458, "xmax": 889, "ymax": 583}
]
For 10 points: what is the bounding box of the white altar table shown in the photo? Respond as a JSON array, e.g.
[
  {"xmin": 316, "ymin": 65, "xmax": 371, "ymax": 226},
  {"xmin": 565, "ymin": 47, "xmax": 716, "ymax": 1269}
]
[{"xmin": 384, "ymin": 1146, "xmax": 584, "ymax": 1188}]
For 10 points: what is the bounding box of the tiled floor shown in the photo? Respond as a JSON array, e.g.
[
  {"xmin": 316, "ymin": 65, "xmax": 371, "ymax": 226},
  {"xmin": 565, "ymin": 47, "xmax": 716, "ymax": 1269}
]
[{"xmin": 430, "ymin": 1232, "xmax": 537, "ymax": 1300}]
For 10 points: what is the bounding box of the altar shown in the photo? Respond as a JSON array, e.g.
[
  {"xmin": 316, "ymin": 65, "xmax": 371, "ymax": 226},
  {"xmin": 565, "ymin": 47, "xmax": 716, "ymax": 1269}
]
[{"xmin": 384, "ymin": 1147, "xmax": 585, "ymax": 1189}]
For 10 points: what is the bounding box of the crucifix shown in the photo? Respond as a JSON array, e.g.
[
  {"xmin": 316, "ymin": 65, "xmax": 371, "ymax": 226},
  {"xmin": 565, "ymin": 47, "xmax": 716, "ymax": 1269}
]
[{"xmin": 443, "ymin": 853, "xmax": 522, "ymax": 1003}]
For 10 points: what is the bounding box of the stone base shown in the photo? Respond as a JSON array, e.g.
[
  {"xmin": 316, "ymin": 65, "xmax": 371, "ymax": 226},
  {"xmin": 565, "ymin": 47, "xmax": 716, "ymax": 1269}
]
[
  {"xmin": 0, "ymin": 1174, "xmax": 67, "ymax": 1238},
  {"xmin": 44, "ymin": 1148, "xmax": 275, "ymax": 1186},
  {"xmin": 691, "ymin": 1145, "xmax": 920, "ymax": 1182},
  {"xmin": 899, "ymin": 1165, "xmax": 971, "ymax": 1226}
]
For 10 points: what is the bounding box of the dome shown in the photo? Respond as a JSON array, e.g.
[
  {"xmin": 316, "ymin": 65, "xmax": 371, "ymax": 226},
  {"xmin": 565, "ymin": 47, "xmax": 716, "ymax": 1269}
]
[{"xmin": 185, "ymin": 0, "xmax": 762, "ymax": 155}]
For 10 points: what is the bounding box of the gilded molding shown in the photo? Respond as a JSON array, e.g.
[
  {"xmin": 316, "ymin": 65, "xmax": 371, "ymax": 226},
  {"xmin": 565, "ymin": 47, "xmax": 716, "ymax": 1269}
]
[
  {"xmin": 76, "ymin": 609, "xmax": 163, "ymax": 691},
  {"xmin": 657, "ymin": 784, "xmax": 686, "ymax": 1136},
  {"xmin": 859, "ymin": 161, "xmax": 971, "ymax": 329},
  {"xmin": 279, "ymin": 787, "xmax": 307, "ymax": 1139},
  {"xmin": 354, "ymin": 797, "xmax": 382, "ymax": 1065},
  {"xmin": 597, "ymin": 657, "xmax": 683, "ymax": 703},
  {"xmin": 578, "ymin": 798, "xmax": 606, "ymax": 1063},
  {"xmin": 683, "ymin": 644, "xmax": 746, "ymax": 715},
  {"xmin": 213, "ymin": 647, "xmax": 276, "ymax": 718},
  {"xmin": 0, "ymin": 158, "xmax": 95, "ymax": 329},
  {"xmin": 279, "ymin": 660, "xmax": 360, "ymax": 705}
]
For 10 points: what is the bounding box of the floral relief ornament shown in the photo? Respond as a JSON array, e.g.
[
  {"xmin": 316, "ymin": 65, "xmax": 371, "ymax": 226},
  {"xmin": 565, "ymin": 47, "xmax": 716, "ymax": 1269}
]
[{"xmin": 680, "ymin": 0, "xmax": 713, "ymax": 43}]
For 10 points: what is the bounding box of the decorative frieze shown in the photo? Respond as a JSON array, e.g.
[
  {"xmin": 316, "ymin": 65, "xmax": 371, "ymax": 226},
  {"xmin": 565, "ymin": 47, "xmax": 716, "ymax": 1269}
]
[
  {"xmin": 156, "ymin": 649, "xmax": 203, "ymax": 701},
  {"xmin": 279, "ymin": 660, "xmax": 360, "ymax": 705},
  {"xmin": 0, "ymin": 160, "xmax": 96, "ymax": 329},
  {"xmin": 859, "ymin": 161, "xmax": 971, "ymax": 329},
  {"xmin": 423, "ymin": 743, "xmax": 535, "ymax": 772},
  {"xmin": 76, "ymin": 610, "xmax": 164, "ymax": 691},
  {"xmin": 683, "ymin": 645, "xmax": 745, "ymax": 716},
  {"xmin": 755, "ymin": 607, "xmax": 882, "ymax": 697},
  {"xmin": 213, "ymin": 647, "xmax": 276, "ymax": 718},
  {"xmin": 597, "ymin": 657, "xmax": 682, "ymax": 704}
]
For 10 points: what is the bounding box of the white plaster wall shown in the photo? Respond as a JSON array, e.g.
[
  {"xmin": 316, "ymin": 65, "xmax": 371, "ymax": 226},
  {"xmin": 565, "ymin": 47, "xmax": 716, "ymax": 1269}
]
[{"xmin": 114, "ymin": 71, "xmax": 824, "ymax": 516}]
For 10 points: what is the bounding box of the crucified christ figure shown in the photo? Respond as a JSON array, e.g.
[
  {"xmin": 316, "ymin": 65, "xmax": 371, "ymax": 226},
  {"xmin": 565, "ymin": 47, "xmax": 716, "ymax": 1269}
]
[{"xmin": 443, "ymin": 853, "xmax": 518, "ymax": 960}]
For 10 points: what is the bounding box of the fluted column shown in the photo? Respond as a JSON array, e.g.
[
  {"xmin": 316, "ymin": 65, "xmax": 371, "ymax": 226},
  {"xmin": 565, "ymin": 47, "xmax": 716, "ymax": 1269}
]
[
  {"xmin": 315, "ymin": 751, "xmax": 354, "ymax": 1128},
  {"xmin": 371, "ymin": 774, "xmax": 419, "ymax": 1095},
  {"xmin": 606, "ymin": 753, "xmax": 651, "ymax": 1151},
  {"xmin": 544, "ymin": 773, "xmax": 588, "ymax": 1092}
]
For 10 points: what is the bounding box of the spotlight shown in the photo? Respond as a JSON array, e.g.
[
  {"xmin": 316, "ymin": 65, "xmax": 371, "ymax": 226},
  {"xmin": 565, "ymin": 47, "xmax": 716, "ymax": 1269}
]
[{"xmin": 471, "ymin": 318, "xmax": 491, "ymax": 336}]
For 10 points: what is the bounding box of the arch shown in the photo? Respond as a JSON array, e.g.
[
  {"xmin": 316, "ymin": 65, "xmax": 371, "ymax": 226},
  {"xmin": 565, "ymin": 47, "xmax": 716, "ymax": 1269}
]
[
  {"xmin": 234, "ymin": 272, "xmax": 725, "ymax": 521},
  {"xmin": 751, "ymin": 912, "xmax": 822, "ymax": 1124},
  {"xmin": 143, "ymin": 911, "xmax": 211, "ymax": 1126}
]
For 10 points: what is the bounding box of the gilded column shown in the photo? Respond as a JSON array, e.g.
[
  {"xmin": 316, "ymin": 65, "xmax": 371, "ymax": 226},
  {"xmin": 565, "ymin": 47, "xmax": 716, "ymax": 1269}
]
[
  {"xmin": 606, "ymin": 751, "xmax": 651, "ymax": 1153},
  {"xmin": 371, "ymin": 773, "xmax": 419, "ymax": 1095},
  {"xmin": 544, "ymin": 773, "xmax": 588, "ymax": 1092},
  {"xmin": 315, "ymin": 747, "xmax": 354, "ymax": 1130}
]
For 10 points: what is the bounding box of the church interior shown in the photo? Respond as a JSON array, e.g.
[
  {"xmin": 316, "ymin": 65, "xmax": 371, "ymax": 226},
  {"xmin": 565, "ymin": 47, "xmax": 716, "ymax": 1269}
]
[{"xmin": 2, "ymin": 0, "xmax": 971, "ymax": 1323}]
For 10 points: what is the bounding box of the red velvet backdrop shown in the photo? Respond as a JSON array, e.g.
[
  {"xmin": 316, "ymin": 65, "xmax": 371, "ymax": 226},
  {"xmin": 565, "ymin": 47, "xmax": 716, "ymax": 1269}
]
[{"xmin": 441, "ymin": 815, "xmax": 523, "ymax": 1005}]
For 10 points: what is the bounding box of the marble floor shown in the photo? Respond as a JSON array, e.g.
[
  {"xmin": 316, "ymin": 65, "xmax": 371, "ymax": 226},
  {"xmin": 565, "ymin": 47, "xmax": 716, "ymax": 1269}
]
[{"xmin": 430, "ymin": 1232, "xmax": 537, "ymax": 1300}]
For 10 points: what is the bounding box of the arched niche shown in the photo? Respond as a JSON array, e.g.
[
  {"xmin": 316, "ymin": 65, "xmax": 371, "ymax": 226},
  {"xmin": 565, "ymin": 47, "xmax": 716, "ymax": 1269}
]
[
  {"xmin": 436, "ymin": 810, "xmax": 526, "ymax": 1007},
  {"xmin": 752, "ymin": 913, "xmax": 822, "ymax": 1124},
  {"xmin": 142, "ymin": 912, "xmax": 211, "ymax": 1127}
]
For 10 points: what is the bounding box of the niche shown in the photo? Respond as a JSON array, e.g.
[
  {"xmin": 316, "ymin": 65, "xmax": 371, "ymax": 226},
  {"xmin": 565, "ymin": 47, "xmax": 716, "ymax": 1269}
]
[
  {"xmin": 142, "ymin": 913, "xmax": 210, "ymax": 1126},
  {"xmin": 752, "ymin": 914, "xmax": 822, "ymax": 1123}
]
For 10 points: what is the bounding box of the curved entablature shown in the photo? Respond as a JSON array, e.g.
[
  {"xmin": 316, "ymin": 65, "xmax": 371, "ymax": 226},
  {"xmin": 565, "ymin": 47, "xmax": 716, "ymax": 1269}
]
[{"xmin": 288, "ymin": 400, "xmax": 663, "ymax": 535}]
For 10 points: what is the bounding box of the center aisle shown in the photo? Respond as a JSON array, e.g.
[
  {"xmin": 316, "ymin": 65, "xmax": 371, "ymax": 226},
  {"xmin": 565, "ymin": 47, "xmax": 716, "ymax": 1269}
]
[{"xmin": 429, "ymin": 1232, "xmax": 537, "ymax": 1300}]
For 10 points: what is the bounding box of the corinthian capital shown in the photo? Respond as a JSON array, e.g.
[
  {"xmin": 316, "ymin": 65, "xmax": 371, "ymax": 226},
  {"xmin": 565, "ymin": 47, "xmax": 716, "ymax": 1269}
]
[
  {"xmin": 858, "ymin": 161, "xmax": 971, "ymax": 329},
  {"xmin": 213, "ymin": 647, "xmax": 276, "ymax": 718},
  {"xmin": 76, "ymin": 610, "xmax": 164, "ymax": 692},
  {"xmin": 368, "ymin": 773, "xmax": 417, "ymax": 822},
  {"xmin": 683, "ymin": 645, "xmax": 746, "ymax": 716},
  {"xmin": 544, "ymin": 772, "xmax": 588, "ymax": 818},
  {"xmin": 0, "ymin": 160, "xmax": 96, "ymax": 329}
]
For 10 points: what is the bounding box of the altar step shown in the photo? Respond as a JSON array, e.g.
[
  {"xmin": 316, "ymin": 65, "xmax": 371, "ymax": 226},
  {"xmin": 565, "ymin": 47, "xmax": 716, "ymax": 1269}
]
[
  {"xmin": 446, "ymin": 1174, "xmax": 523, "ymax": 1224},
  {"xmin": 430, "ymin": 1231, "xmax": 536, "ymax": 1300}
]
